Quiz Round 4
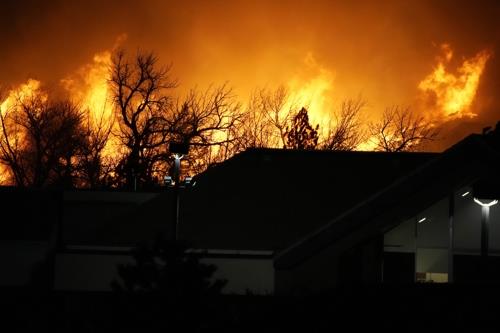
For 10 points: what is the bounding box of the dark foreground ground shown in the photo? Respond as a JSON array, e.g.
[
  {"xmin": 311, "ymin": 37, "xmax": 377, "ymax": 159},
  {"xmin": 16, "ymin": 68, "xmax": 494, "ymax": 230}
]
[{"xmin": 1, "ymin": 285, "xmax": 499, "ymax": 332}]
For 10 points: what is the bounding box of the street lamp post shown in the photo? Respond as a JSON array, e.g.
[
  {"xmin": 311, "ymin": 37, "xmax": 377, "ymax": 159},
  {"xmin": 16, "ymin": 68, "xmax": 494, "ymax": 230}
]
[
  {"xmin": 474, "ymin": 198, "xmax": 498, "ymax": 258},
  {"xmin": 169, "ymin": 142, "xmax": 189, "ymax": 241}
]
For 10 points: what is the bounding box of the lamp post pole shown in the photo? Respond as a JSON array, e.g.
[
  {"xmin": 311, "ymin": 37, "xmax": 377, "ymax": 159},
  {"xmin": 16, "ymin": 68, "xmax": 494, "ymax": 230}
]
[
  {"xmin": 172, "ymin": 154, "xmax": 181, "ymax": 241},
  {"xmin": 473, "ymin": 198, "xmax": 498, "ymax": 258},
  {"xmin": 480, "ymin": 206, "xmax": 490, "ymax": 258},
  {"xmin": 169, "ymin": 141, "xmax": 189, "ymax": 241}
]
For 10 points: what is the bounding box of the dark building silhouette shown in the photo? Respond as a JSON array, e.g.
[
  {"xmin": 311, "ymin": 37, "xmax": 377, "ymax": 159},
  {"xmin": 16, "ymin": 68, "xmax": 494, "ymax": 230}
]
[{"xmin": 2, "ymin": 129, "xmax": 500, "ymax": 295}]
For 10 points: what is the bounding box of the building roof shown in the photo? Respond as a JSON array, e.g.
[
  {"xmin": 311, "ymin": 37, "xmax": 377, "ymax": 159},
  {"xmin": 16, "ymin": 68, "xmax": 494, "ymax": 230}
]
[
  {"xmin": 4, "ymin": 144, "xmax": 477, "ymax": 256},
  {"xmin": 53, "ymin": 148, "xmax": 433, "ymax": 249},
  {"xmin": 274, "ymin": 133, "xmax": 500, "ymax": 269},
  {"xmin": 180, "ymin": 148, "xmax": 437, "ymax": 251}
]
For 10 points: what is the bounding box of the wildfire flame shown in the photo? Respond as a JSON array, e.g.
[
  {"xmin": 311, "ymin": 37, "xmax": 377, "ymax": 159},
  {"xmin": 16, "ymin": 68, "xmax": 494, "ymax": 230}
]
[
  {"xmin": 61, "ymin": 51, "xmax": 113, "ymax": 121},
  {"xmin": 0, "ymin": 48, "xmax": 118, "ymax": 166},
  {"xmin": 0, "ymin": 79, "xmax": 43, "ymax": 113},
  {"xmin": 418, "ymin": 43, "xmax": 492, "ymax": 119},
  {"xmin": 61, "ymin": 50, "xmax": 117, "ymax": 156},
  {"xmin": 287, "ymin": 53, "xmax": 335, "ymax": 128},
  {"xmin": 0, "ymin": 79, "xmax": 44, "ymax": 183},
  {"xmin": 356, "ymin": 138, "xmax": 378, "ymax": 152},
  {"xmin": 60, "ymin": 34, "xmax": 127, "ymax": 158},
  {"xmin": 0, "ymin": 41, "xmax": 494, "ymax": 172}
]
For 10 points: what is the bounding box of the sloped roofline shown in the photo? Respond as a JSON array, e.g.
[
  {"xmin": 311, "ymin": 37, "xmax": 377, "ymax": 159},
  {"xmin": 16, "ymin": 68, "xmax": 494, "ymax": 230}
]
[
  {"xmin": 274, "ymin": 134, "xmax": 500, "ymax": 269},
  {"xmin": 194, "ymin": 147, "xmax": 439, "ymax": 181}
]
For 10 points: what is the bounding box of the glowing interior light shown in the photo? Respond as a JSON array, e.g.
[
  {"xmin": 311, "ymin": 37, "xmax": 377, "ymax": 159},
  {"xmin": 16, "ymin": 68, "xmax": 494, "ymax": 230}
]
[
  {"xmin": 461, "ymin": 191, "xmax": 470, "ymax": 197},
  {"xmin": 418, "ymin": 217, "xmax": 427, "ymax": 224},
  {"xmin": 473, "ymin": 198, "xmax": 499, "ymax": 207}
]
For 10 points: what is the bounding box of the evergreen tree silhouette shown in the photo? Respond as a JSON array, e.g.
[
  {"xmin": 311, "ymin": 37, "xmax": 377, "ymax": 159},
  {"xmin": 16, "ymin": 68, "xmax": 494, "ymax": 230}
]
[
  {"xmin": 284, "ymin": 107, "xmax": 319, "ymax": 149},
  {"xmin": 111, "ymin": 236, "xmax": 227, "ymax": 330}
]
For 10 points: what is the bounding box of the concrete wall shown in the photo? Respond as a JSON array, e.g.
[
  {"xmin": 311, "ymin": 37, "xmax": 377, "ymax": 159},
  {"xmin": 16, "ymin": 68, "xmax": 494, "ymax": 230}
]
[
  {"xmin": 54, "ymin": 253, "xmax": 132, "ymax": 291},
  {"xmin": 53, "ymin": 251, "xmax": 273, "ymax": 295},
  {"xmin": 201, "ymin": 257, "xmax": 274, "ymax": 295},
  {"xmin": 384, "ymin": 219, "xmax": 414, "ymax": 253},
  {"xmin": 275, "ymin": 249, "xmax": 340, "ymax": 296},
  {"xmin": 62, "ymin": 191, "xmax": 162, "ymax": 246},
  {"xmin": 0, "ymin": 241, "xmax": 49, "ymax": 286},
  {"xmin": 454, "ymin": 189, "xmax": 481, "ymax": 254},
  {"xmin": 275, "ymin": 236, "xmax": 383, "ymax": 295}
]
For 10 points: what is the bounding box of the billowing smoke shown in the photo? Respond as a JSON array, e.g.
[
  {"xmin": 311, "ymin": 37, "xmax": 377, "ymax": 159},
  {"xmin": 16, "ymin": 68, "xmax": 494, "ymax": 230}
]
[{"xmin": 1, "ymin": 0, "xmax": 499, "ymax": 151}]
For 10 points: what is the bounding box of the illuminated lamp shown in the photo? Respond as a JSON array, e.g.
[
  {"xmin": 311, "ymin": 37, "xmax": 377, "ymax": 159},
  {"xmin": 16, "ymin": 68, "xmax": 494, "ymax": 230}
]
[
  {"xmin": 164, "ymin": 175, "xmax": 173, "ymax": 187},
  {"xmin": 418, "ymin": 217, "xmax": 427, "ymax": 224},
  {"xmin": 182, "ymin": 176, "xmax": 194, "ymax": 187},
  {"xmin": 473, "ymin": 198, "xmax": 499, "ymax": 207}
]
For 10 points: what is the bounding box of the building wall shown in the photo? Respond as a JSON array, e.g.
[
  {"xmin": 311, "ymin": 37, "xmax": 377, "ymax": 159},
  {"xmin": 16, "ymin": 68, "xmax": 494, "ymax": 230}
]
[
  {"xmin": 383, "ymin": 186, "xmax": 500, "ymax": 283},
  {"xmin": 62, "ymin": 191, "xmax": 163, "ymax": 246},
  {"xmin": 384, "ymin": 196, "xmax": 450, "ymax": 282},
  {"xmin": 54, "ymin": 253, "xmax": 131, "ymax": 291},
  {"xmin": 53, "ymin": 252, "xmax": 273, "ymax": 295},
  {"xmin": 275, "ymin": 236, "xmax": 383, "ymax": 295},
  {"xmin": 201, "ymin": 257, "xmax": 274, "ymax": 295},
  {"xmin": 275, "ymin": 247, "xmax": 340, "ymax": 295},
  {"xmin": 454, "ymin": 189, "xmax": 481, "ymax": 254},
  {"xmin": 0, "ymin": 241, "xmax": 49, "ymax": 286}
]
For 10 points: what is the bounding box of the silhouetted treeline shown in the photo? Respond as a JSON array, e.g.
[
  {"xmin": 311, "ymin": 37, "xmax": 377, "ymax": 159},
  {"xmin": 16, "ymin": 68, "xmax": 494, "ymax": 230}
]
[{"xmin": 0, "ymin": 49, "xmax": 438, "ymax": 189}]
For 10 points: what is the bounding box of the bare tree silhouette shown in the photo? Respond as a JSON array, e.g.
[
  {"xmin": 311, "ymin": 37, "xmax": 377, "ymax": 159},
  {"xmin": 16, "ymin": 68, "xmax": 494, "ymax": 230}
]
[
  {"xmin": 110, "ymin": 50, "xmax": 177, "ymax": 188},
  {"xmin": 0, "ymin": 92, "xmax": 88, "ymax": 187},
  {"xmin": 168, "ymin": 84, "xmax": 244, "ymax": 175},
  {"xmin": 0, "ymin": 49, "xmax": 449, "ymax": 190},
  {"xmin": 237, "ymin": 85, "xmax": 295, "ymax": 150},
  {"xmin": 76, "ymin": 107, "xmax": 114, "ymax": 188},
  {"xmin": 369, "ymin": 106, "xmax": 438, "ymax": 152},
  {"xmin": 321, "ymin": 98, "xmax": 366, "ymax": 151}
]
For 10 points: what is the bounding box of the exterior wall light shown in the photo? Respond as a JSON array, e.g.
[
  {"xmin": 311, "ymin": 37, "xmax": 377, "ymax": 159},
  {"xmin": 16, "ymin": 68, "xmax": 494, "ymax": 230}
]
[
  {"xmin": 418, "ymin": 217, "xmax": 427, "ymax": 224},
  {"xmin": 461, "ymin": 191, "xmax": 470, "ymax": 197}
]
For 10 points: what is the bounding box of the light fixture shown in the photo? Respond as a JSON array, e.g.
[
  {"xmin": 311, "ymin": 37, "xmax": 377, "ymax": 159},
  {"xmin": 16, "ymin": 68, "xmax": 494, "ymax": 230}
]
[
  {"xmin": 173, "ymin": 153, "xmax": 184, "ymax": 160},
  {"xmin": 461, "ymin": 191, "xmax": 470, "ymax": 197},
  {"xmin": 164, "ymin": 175, "xmax": 173, "ymax": 187},
  {"xmin": 183, "ymin": 176, "xmax": 193, "ymax": 185},
  {"xmin": 473, "ymin": 198, "xmax": 499, "ymax": 207},
  {"xmin": 418, "ymin": 217, "xmax": 427, "ymax": 224}
]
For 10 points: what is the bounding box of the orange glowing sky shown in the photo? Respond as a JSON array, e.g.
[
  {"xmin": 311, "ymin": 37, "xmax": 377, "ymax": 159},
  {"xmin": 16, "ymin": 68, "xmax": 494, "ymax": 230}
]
[{"xmin": 1, "ymin": 0, "xmax": 500, "ymax": 150}]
